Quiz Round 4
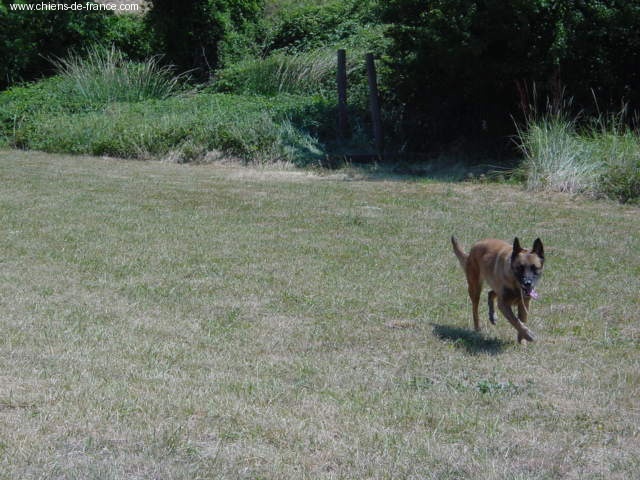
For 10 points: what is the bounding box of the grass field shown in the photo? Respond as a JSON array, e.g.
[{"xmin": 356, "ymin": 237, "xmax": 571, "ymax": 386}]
[{"xmin": 0, "ymin": 150, "xmax": 638, "ymax": 479}]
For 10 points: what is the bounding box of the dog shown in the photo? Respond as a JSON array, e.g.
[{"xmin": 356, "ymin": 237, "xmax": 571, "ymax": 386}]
[{"xmin": 451, "ymin": 236, "xmax": 544, "ymax": 343}]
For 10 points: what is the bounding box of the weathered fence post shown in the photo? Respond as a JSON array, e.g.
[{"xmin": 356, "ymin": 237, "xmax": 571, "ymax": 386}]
[
  {"xmin": 337, "ymin": 49, "xmax": 349, "ymax": 138},
  {"xmin": 365, "ymin": 53, "xmax": 384, "ymax": 159}
]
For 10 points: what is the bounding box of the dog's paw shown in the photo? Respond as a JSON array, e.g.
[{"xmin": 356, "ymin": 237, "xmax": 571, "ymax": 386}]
[
  {"xmin": 517, "ymin": 329, "xmax": 536, "ymax": 343},
  {"xmin": 489, "ymin": 314, "xmax": 498, "ymax": 325}
]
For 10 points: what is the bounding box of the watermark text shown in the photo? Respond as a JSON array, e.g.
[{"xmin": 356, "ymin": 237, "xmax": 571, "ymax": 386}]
[{"xmin": 9, "ymin": 2, "xmax": 140, "ymax": 13}]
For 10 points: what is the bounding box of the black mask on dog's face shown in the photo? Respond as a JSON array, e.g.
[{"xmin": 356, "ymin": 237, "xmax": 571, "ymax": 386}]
[{"xmin": 511, "ymin": 238, "xmax": 544, "ymax": 297}]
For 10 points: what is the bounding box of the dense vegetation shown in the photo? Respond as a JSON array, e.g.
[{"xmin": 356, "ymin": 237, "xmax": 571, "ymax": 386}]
[
  {"xmin": 381, "ymin": 0, "xmax": 640, "ymax": 151},
  {"xmin": 1, "ymin": 0, "xmax": 639, "ymax": 201},
  {"xmin": 148, "ymin": 0, "xmax": 263, "ymax": 77}
]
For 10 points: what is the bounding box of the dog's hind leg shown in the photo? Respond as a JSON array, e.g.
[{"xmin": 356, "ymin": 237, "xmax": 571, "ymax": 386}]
[
  {"xmin": 465, "ymin": 266, "xmax": 482, "ymax": 332},
  {"xmin": 488, "ymin": 291, "xmax": 498, "ymax": 325},
  {"xmin": 462, "ymin": 255, "xmax": 482, "ymax": 332},
  {"xmin": 469, "ymin": 284, "xmax": 482, "ymax": 332}
]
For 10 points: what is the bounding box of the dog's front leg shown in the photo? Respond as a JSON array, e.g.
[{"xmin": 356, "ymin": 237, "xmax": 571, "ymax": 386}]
[
  {"xmin": 517, "ymin": 297, "xmax": 531, "ymax": 324},
  {"xmin": 498, "ymin": 299, "xmax": 535, "ymax": 343}
]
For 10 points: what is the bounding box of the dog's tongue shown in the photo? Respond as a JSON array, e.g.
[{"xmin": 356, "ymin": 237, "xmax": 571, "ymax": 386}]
[{"xmin": 529, "ymin": 289, "xmax": 539, "ymax": 300}]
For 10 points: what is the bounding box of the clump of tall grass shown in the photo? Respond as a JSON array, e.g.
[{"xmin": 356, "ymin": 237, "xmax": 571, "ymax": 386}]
[
  {"xmin": 516, "ymin": 113, "xmax": 604, "ymax": 193},
  {"xmin": 214, "ymin": 48, "xmax": 351, "ymax": 96},
  {"xmin": 516, "ymin": 97, "xmax": 640, "ymax": 198},
  {"xmin": 593, "ymin": 114, "xmax": 640, "ymax": 203},
  {"xmin": 51, "ymin": 45, "xmax": 186, "ymax": 104}
]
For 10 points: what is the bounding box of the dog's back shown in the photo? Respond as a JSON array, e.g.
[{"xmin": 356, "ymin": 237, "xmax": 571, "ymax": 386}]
[{"xmin": 467, "ymin": 239, "xmax": 513, "ymax": 287}]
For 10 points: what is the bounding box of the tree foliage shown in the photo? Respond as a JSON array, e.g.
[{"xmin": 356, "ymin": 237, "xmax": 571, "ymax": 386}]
[
  {"xmin": 0, "ymin": 0, "xmax": 107, "ymax": 88},
  {"xmin": 146, "ymin": 0, "xmax": 263, "ymax": 77},
  {"xmin": 381, "ymin": 0, "xmax": 640, "ymax": 151},
  {"xmin": 265, "ymin": 0, "xmax": 376, "ymax": 54}
]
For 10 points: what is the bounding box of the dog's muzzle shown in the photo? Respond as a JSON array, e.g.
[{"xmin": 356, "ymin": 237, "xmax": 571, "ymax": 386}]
[{"xmin": 520, "ymin": 282, "xmax": 539, "ymax": 299}]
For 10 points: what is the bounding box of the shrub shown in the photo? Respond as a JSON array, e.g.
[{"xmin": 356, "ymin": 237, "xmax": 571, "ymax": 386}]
[
  {"xmin": 594, "ymin": 121, "xmax": 640, "ymax": 203},
  {"xmin": 265, "ymin": 0, "xmax": 377, "ymax": 54},
  {"xmin": 147, "ymin": 0, "xmax": 263, "ymax": 77},
  {"xmin": 0, "ymin": 75, "xmax": 100, "ymax": 147},
  {"xmin": 104, "ymin": 12, "xmax": 155, "ymax": 61}
]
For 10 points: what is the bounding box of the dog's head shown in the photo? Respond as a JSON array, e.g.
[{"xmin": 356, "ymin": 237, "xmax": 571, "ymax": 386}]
[{"xmin": 511, "ymin": 237, "xmax": 544, "ymax": 298}]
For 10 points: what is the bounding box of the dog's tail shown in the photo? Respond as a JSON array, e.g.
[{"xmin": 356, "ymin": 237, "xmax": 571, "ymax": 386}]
[{"xmin": 451, "ymin": 236, "xmax": 468, "ymax": 269}]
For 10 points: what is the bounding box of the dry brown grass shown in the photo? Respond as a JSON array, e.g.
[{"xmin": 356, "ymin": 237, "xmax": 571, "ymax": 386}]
[{"xmin": 0, "ymin": 149, "xmax": 638, "ymax": 479}]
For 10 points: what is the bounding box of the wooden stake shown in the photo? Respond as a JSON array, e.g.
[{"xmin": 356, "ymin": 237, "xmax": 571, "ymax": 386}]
[{"xmin": 365, "ymin": 53, "xmax": 383, "ymax": 159}]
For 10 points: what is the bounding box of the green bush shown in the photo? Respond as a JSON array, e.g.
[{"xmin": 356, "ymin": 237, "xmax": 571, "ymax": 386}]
[
  {"xmin": 0, "ymin": 2, "xmax": 156, "ymax": 89},
  {"xmin": 595, "ymin": 121, "xmax": 640, "ymax": 203},
  {"xmin": 265, "ymin": 0, "xmax": 377, "ymax": 54},
  {"xmin": 0, "ymin": 75, "xmax": 83, "ymax": 115},
  {"xmin": 0, "ymin": 1, "xmax": 111, "ymax": 88},
  {"xmin": 516, "ymin": 115, "xmax": 603, "ymax": 193},
  {"xmin": 0, "ymin": 46, "xmax": 188, "ymax": 142},
  {"xmin": 104, "ymin": 12, "xmax": 154, "ymax": 61},
  {"xmin": 213, "ymin": 49, "xmax": 338, "ymax": 96},
  {"xmin": 147, "ymin": 0, "xmax": 263, "ymax": 77},
  {"xmin": 211, "ymin": 0, "xmax": 387, "ymax": 151},
  {"xmin": 0, "ymin": 76, "xmax": 98, "ymax": 144}
]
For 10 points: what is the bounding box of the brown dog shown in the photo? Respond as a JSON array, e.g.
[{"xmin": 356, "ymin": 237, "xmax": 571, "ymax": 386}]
[{"xmin": 451, "ymin": 236, "xmax": 544, "ymax": 343}]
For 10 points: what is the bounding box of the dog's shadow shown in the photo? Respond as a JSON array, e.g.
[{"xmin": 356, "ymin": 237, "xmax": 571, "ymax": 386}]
[{"xmin": 431, "ymin": 324, "xmax": 508, "ymax": 355}]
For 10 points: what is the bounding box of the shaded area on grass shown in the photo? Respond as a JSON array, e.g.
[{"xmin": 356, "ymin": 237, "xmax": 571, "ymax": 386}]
[
  {"xmin": 431, "ymin": 323, "xmax": 508, "ymax": 355},
  {"xmin": 316, "ymin": 157, "xmax": 518, "ymax": 184}
]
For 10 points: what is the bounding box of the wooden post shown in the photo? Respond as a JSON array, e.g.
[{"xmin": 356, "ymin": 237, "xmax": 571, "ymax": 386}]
[
  {"xmin": 365, "ymin": 53, "xmax": 384, "ymax": 159},
  {"xmin": 337, "ymin": 49, "xmax": 349, "ymax": 138}
]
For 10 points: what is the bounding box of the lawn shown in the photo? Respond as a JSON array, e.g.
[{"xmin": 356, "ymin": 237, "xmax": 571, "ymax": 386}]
[{"xmin": 0, "ymin": 150, "xmax": 638, "ymax": 479}]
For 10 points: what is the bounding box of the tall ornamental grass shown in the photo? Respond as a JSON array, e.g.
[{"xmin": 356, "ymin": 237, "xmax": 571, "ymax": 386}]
[
  {"xmin": 214, "ymin": 48, "xmax": 348, "ymax": 96},
  {"xmin": 51, "ymin": 46, "xmax": 186, "ymax": 104},
  {"xmin": 516, "ymin": 115, "xmax": 603, "ymax": 193},
  {"xmin": 516, "ymin": 107, "xmax": 640, "ymax": 201}
]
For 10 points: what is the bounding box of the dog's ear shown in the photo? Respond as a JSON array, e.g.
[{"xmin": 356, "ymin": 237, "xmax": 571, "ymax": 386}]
[
  {"xmin": 512, "ymin": 237, "xmax": 523, "ymax": 253},
  {"xmin": 511, "ymin": 237, "xmax": 522, "ymax": 261},
  {"xmin": 532, "ymin": 238, "xmax": 544, "ymax": 262}
]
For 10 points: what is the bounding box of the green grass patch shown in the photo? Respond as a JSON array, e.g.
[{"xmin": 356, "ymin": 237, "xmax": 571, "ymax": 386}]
[
  {"xmin": 0, "ymin": 150, "xmax": 638, "ymax": 478},
  {"xmin": 1, "ymin": 88, "xmax": 331, "ymax": 164},
  {"xmin": 0, "ymin": 46, "xmax": 339, "ymax": 165}
]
